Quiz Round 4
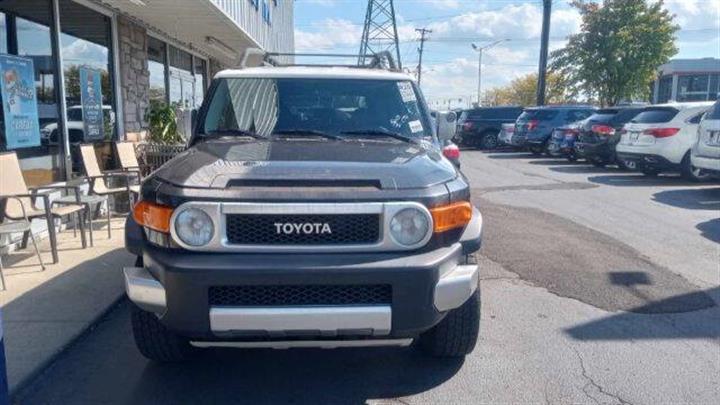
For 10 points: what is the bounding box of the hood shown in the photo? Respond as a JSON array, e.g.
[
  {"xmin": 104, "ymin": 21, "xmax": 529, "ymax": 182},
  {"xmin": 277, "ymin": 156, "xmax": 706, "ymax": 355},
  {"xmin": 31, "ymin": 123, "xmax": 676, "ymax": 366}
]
[{"xmin": 150, "ymin": 138, "xmax": 457, "ymax": 190}]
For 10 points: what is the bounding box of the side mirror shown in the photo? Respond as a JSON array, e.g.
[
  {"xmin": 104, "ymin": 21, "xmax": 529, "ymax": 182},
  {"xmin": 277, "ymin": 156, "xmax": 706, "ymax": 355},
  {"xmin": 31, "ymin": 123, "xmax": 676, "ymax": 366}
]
[{"xmin": 436, "ymin": 111, "xmax": 457, "ymax": 142}]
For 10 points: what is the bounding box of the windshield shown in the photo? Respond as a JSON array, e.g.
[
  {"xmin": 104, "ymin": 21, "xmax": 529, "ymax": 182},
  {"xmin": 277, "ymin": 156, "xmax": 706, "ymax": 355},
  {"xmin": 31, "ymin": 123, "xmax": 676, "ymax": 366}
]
[{"xmin": 201, "ymin": 78, "xmax": 433, "ymax": 139}]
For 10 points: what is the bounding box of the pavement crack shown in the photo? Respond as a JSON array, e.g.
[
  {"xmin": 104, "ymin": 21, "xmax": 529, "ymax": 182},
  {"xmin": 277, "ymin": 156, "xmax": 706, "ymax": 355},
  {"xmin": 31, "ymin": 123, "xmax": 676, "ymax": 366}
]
[{"xmin": 573, "ymin": 348, "xmax": 634, "ymax": 405}]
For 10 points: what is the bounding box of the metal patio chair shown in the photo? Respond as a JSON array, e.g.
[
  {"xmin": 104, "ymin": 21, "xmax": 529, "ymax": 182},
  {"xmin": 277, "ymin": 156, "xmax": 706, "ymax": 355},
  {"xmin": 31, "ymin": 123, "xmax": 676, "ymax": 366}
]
[
  {"xmin": 79, "ymin": 144, "xmax": 140, "ymax": 211},
  {"xmin": 0, "ymin": 197, "xmax": 46, "ymax": 290},
  {"xmin": 115, "ymin": 141, "xmax": 148, "ymax": 176},
  {"xmin": 0, "ymin": 152, "xmax": 87, "ymax": 264}
]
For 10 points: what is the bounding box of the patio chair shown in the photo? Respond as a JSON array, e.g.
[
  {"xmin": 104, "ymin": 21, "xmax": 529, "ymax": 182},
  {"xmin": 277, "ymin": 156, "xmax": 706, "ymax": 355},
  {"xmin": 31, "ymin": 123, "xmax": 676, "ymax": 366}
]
[
  {"xmin": 79, "ymin": 144, "xmax": 140, "ymax": 210},
  {"xmin": 115, "ymin": 141, "xmax": 149, "ymax": 180},
  {"xmin": 0, "ymin": 196, "xmax": 46, "ymax": 290},
  {"xmin": 0, "ymin": 152, "xmax": 87, "ymax": 264}
]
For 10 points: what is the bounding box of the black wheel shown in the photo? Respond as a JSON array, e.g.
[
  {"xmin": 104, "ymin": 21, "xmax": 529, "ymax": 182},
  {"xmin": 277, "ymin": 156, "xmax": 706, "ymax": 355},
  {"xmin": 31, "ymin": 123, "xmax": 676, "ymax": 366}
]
[
  {"xmin": 642, "ymin": 168, "xmax": 660, "ymax": 177},
  {"xmin": 615, "ymin": 159, "xmax": 629, "ymax": 170},
  {"xmin": 681, "ymin": 153, "xmax": 710, "ymax": 182},
  {"xmin": 419, "ymin": 290, "xmax": 480, "ymax": 358},
  {"xmin": 566, "ymin": 152, "xmax": 578, "ymax": 162},
  {"xmin": 135, "ymin": 255, "xmax": 143, "ymax": 267},
  {"xmin": 479, "ymin": 131, "xmax": 499, "ymax": 150},
  {"xmin": 529, "ymin": 145, "xmax": 544, "ymax": 156},
  {"xmin": 131, "ymin": 304, "xmax": 195, "ymax": 362},
  {"xmin": 591, "ymin": 158, "xmax": 606, "ymax": 168}
]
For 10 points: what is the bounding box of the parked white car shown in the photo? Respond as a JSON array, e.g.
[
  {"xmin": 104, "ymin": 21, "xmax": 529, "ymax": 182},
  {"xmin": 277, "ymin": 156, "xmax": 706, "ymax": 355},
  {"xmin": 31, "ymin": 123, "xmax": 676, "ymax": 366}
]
[
  {"xmin": 691, "ymin": 100, "xmax": 720, "ymax": 177},
  {"xmin": 497, "ymin": 123, "xmax": 515, "ymax": 146},
  {"xmin": 616, "ymin": 101, "xmax": 713, "ymax": 181}
]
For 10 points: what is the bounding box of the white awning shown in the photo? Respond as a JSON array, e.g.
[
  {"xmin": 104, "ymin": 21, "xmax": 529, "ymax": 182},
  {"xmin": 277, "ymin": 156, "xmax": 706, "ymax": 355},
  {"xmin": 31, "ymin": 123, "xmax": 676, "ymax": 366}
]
[{"xmin": 97, "ymin": 0, "xmax": 261, "ymax": 66}]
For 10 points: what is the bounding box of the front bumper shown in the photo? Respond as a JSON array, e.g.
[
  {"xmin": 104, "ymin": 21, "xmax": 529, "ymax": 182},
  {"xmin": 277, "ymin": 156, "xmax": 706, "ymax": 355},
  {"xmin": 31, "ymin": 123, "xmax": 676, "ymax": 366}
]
[
  {"xmin": 125, "ymin": 243, "xmax": 478, "ymax": 340},
  {"xmin": 124, "ymin": 210, "xmax": 483, "ymax": 341}
]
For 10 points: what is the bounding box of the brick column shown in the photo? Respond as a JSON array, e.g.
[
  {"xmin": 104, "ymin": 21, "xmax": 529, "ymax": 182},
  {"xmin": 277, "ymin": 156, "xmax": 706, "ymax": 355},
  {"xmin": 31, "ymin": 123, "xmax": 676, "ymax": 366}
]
[{"xmin": 117, "ymin": 16, "xmax": 150, "ymax": 134}]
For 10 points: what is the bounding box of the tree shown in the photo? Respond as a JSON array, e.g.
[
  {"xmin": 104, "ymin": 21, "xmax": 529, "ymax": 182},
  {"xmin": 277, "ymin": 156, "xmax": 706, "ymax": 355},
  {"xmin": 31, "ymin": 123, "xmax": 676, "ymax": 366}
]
[
  {"xmin": 482, "ymin": 72, "xmax": 578, "ymax": 106},
  {"xmin": 550, "ymin": 0, "xmax": 678, "ymax": 106}
]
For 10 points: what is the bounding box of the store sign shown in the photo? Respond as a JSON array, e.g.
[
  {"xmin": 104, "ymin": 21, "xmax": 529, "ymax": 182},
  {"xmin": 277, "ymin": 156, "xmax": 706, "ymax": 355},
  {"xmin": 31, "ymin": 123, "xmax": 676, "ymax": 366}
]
[
  {"xmin": 0, "ymin": 54, "xmax": 41, "ymax": 149},
  {"xmin": 79, "ymin": 67, "xmax": 104, "ymax": 141}
]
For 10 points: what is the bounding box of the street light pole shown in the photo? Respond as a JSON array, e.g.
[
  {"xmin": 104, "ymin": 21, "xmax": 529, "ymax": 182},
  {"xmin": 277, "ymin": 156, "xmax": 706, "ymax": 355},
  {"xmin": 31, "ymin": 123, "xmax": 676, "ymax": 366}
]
[{"xmin": 472, "ymin": 39, "xmax": 510, "ymax": 107}]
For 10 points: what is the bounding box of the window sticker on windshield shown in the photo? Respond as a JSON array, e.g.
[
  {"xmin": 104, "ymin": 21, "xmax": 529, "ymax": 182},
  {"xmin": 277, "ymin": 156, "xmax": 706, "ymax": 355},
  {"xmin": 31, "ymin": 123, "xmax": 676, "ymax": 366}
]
[
  {"xmin": 409, "ymin": 120, "xmax": 423, "ymax": 133},
  {"xmin": 397, "ymin": 82, "xmax": 416, "ymax": 103}
]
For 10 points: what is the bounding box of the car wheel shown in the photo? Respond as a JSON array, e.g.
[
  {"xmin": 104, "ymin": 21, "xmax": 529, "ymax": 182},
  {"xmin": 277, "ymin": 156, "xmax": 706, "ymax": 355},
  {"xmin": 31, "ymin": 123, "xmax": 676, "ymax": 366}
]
[
  {"xmin": 591, "ymin": 158, "xmax": 606, "ymax": 168},
  {"xmin": 681, "ymin": 153, "xmax": 710, "ymax": 182},
  {"xmin": 529, "ymin": 145, "xmax": 544, "ymax": 156},
  {"xmin": 642, "ymin": 168, "xmax": 660, "ymax": 177},
  {"xmin": 419, "ymin": 290, "xmax": 480, "ymax": 358},
  {"xmin": 480, "ymin": 131, "xmax": 499, "ymax": 150},
  {"xmin": 615, "ymin": 159, "xmax": 629, "ymax": 170},
  {"xmin": 566, "ymin": 152, "xmax": 578, "ymax": 162},
  {"xmin": 131, "ymin": 305, "xmax": 194, "ymax": 362}
]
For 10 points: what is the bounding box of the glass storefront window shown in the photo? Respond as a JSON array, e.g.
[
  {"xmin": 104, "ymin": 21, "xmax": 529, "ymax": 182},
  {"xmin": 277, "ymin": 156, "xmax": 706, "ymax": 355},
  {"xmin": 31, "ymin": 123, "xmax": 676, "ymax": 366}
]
[
  {"xmin": 0, "ymin": 0, "xmax": 63, "ymax": 186},
  {"xmin": 148, "ymin": 37, "xmax": 166, "ymax": 102},
  {"xmin": 678, "ymin": 74, "xmax": 710, "ymax": 102},
  {"xmin": 59, "ymin": 0, "xmax": 115, "ymax": 173},
  {"xmin": 168, "ymin": 45, "xmax": 194, "ymax": 108},
  {"xmin": 657, "ymin": 75, "xmax": 672, "ymax": 104},
  {"xmin": 710, "ymin": 74, "xmax": 719, "ymax": 101},
  {"xmin": 194, "ymin": 58, "xmax": 207, "ymax": 108}
]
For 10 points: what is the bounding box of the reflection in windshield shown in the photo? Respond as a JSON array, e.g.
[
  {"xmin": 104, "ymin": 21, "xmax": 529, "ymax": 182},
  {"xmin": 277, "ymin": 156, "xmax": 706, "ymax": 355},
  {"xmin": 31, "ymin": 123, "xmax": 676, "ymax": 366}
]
[{"xmin": 202, "ymin": 78, "xmax": 430, "ymax": 139}]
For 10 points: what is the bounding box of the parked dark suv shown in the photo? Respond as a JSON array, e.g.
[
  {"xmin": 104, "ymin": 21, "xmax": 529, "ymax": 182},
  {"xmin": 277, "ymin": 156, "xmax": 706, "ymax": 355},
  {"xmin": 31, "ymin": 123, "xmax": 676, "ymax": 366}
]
[
  {"xmin": 455, "ymin": 106, "xmax": 523, "ymax": 149},
  {"xmin": 514, "ymin": 105, "xmax": 596, "ymax": 155},
  {"xmin": 574, "ymin": 107, "xmax": 643, "ymax": 168}
]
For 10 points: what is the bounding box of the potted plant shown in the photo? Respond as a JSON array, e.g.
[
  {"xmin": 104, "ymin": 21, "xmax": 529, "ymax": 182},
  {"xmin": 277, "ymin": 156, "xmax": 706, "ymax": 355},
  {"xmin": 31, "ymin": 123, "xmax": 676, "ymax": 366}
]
[{"xmin": 140, "ymin": 100, "xmax": 187, "ymax": 172}]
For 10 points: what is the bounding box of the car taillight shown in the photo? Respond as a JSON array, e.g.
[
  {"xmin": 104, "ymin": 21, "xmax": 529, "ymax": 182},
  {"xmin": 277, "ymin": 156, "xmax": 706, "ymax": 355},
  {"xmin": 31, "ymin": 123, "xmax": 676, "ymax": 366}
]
[
  {"xmin": 527, "ymin": 120, "xmax": 539, "ymax": 131},
  {"xmin": 442, "ymin": 144, "xmax": 460, "ymax": 160},
  {"xmin": 643, "ymin": 128, "xmax": 680, "ymax": 138},
  {"xmin": 591, "ymin": 124, "xmax": 615, "ymax": 136},
  {"xmin": 462, "ymin": 121, "xmax": 474, "ymax": 131}
]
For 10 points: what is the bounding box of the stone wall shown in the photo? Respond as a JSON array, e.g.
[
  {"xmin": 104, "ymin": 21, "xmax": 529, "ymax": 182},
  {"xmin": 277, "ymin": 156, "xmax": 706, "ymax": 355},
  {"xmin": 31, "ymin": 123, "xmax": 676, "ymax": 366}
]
[{"xmin": 117, "ymin": 16, "xmax": 150, "ymax": 135}]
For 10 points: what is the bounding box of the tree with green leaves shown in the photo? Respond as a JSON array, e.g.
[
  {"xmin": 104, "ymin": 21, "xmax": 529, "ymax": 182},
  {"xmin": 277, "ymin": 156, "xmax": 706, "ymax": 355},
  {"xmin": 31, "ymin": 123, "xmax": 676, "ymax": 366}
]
[
  {"xmin": 483, "ymin": 72, "xmax": 578, "ymax": 106},
  {"xmin": 550, "ymin": 0, "xmax": 679, "ymax": 106}
]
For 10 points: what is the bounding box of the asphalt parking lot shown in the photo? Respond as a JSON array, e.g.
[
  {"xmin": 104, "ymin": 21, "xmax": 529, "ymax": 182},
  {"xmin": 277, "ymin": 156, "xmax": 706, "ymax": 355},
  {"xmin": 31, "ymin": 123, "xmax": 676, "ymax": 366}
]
[{"xmin": 16, "ymin": 149, "xmax": 720, "ymax": 405}]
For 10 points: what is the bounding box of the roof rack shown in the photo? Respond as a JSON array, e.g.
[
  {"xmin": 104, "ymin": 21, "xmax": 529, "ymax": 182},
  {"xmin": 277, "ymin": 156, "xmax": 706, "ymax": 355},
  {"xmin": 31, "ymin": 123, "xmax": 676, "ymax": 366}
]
[{"xmin": 240, "ymin": 48, "xmax": 399, "ymax": 71}]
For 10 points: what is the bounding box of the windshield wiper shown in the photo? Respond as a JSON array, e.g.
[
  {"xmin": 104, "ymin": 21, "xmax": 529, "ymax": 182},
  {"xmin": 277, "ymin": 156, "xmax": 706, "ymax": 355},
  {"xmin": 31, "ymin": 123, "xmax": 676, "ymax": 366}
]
[
  {"xmin": 273, "ymin": 129, "xmax": 343, "ymax": 140},
  {"xmin": 340, "ymin": 129, "xmax": 418, "ymax": 144},
  {"xmin": 201, "ymin": 129, "xmax": 264, "ymax": 139}
]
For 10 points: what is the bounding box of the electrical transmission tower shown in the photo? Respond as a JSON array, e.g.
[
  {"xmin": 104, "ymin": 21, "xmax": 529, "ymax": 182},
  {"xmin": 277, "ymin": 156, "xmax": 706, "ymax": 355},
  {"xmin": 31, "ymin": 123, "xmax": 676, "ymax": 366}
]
[{"xmin": 359, "ymin": 0, "xmax": 402, "ymax": 69}]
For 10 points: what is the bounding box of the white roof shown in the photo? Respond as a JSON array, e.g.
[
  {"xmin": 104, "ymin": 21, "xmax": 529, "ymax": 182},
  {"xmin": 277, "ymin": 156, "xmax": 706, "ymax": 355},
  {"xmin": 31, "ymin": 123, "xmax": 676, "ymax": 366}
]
[
  {"xmin": 215, "ymin": 66, "xmax": 415, "ymax": 81},
  {"xmin": 653, "ymin": 101, "xmax": 714, "ymax": 110}
]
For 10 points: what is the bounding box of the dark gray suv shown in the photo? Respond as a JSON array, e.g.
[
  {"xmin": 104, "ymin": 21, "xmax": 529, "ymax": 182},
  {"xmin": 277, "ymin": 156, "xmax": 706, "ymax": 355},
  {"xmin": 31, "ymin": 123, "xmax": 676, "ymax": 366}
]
[{"xmin": 514, "ymin": 105, "xmax": 596, "ymax": 155}]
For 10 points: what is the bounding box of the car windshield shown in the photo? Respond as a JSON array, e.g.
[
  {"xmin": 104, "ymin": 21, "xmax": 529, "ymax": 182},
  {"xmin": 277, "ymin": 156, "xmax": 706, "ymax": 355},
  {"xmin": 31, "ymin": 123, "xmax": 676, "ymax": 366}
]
[
  {"xmin": 67, "ymin": 108, "xmax": 83, "ymax": 121},
  {"xmin": 707, "ymin": 101, "xmax": 720, "ymax": 120},
  {"xmin": 201, "ymin": 78, "xmax": 433, "ymax": 140}
]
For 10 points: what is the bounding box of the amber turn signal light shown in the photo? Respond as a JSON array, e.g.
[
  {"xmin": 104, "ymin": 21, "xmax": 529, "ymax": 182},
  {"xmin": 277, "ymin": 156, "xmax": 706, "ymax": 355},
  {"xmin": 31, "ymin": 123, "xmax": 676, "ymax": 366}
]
[
  {"xmin": 430, "ymin": 201, "xmax": 472, "ymax": 233},
  {"xmin": 133, "ymin": 201, "xmax": 174, "ymax": 233}
]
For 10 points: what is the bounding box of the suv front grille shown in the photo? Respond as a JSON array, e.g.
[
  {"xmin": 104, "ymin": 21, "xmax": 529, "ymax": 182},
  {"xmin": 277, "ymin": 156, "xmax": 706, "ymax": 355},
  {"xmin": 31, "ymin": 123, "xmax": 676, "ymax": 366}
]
[
  {"xmin": 208, "ymin": 285, "xmax": 392, "ymax": 306},
  {"xmin": 225, "ymin": 214, "xmax": 380, "ymax": 245}
]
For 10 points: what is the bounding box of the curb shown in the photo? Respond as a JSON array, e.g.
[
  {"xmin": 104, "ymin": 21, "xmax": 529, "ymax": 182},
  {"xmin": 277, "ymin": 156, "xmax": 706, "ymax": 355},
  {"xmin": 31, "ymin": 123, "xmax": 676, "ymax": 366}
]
[{"xmin": 9, "ymin": 294, "xmax": 128, "ymax": 401}]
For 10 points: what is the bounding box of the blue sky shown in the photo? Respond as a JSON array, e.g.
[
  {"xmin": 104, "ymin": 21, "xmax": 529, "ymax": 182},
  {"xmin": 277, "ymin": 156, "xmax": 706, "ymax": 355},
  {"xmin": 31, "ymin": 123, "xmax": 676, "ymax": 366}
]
[{"xmin": 294, "ymin": 0, "xmax": 720, "ymax": 106}]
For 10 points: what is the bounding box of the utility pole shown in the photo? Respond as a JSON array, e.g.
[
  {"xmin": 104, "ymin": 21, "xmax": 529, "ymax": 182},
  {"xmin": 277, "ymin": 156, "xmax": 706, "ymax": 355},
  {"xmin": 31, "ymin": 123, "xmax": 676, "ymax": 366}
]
[
  {"xmin": 415, "ymin": 28, "xmax": 431, "ymax": 86},
  {"xmin": 536, "ymin": 0, "xmax": 552, "ymax": 106}
]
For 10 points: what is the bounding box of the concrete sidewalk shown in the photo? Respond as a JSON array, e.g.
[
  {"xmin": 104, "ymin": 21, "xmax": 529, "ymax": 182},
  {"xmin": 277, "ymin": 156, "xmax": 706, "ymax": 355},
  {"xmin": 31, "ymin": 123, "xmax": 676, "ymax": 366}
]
[{"xmin": 0, "ymin": 217, "xmax": 133, "ymax": 394}]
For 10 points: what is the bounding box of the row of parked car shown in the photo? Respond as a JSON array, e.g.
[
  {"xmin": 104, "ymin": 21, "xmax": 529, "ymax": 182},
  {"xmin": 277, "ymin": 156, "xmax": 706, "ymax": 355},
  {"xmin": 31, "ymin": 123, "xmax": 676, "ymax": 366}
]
[{"xmin": 455, "ymin": 100, "xmax": 720, "ymax": 181}]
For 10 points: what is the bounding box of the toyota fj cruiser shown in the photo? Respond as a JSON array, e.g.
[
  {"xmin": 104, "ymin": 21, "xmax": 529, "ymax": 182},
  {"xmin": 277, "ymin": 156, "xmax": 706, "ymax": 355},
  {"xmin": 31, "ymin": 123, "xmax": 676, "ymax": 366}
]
[{"xmin": 124, "ymin": 52, "xmax": 483, "ymax": 361}]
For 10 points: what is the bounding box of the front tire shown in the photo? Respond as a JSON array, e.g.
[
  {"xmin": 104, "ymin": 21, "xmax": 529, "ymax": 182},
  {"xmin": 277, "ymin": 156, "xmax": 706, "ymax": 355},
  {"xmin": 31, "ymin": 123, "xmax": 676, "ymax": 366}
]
[
  {"xmin": 642, "ymin": 168, "xmax": 660, "ymax": 177},
  {"xmin": 419, "ymin": 290, "xmax": 480, "ymax": 358},
  {"xmin": 131, "ymin": 304, "xmax": 195, "ymax": 362},
  {"xmin": 529, "ymin": 144, "xmax": 544, "ymax": 156}
]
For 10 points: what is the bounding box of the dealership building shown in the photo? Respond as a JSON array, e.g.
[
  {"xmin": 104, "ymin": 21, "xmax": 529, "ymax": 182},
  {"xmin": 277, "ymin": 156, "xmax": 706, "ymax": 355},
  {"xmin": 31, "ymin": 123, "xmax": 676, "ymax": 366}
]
[
  {"xmin": 0, "ymin": 0, "xmax": 294, "ymax": 186},
  {"xmin": 651, "ymin": 58, "xmax": 720, "ymax": 104}
]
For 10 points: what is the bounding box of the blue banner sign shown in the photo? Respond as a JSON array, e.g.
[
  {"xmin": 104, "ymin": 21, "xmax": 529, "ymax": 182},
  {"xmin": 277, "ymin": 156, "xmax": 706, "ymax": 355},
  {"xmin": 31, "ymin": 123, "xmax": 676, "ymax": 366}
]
[
  {"xmin": 79, "ymin": 67, "xmax": 104, "ymax": 141},
  {"xmin": 0, "ymin": 54, "xmax": 40, "ymax": 149}
]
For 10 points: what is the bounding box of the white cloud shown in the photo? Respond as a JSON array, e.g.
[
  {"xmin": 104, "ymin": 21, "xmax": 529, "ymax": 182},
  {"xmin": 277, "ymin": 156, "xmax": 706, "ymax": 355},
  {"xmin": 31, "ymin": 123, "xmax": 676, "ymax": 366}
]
[
  {"xmin": 664, "ymin": 0, "xmax": 719, "ymax": 29},
  {"xmin": 295, "ymin": 19, "xmax": 363, "ymax": 50}
]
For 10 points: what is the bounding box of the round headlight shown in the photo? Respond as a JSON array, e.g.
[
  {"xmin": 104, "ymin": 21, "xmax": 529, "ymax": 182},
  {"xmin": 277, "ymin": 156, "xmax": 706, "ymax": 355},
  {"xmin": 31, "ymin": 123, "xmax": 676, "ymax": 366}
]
[
  {"xmin": 390, "ymin": 208, "xmax": 429, "ymax": 246},
  {"xmin": 175, "ymin": 208, "xmax": 214, "ymax": 247}
]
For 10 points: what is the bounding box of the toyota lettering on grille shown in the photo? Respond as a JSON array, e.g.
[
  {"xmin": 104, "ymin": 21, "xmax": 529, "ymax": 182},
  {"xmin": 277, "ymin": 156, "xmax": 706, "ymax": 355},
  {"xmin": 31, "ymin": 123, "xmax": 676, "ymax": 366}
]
[{"xmin": 274, "ymin": 222, "xmax": 333, "ymax": 235}]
